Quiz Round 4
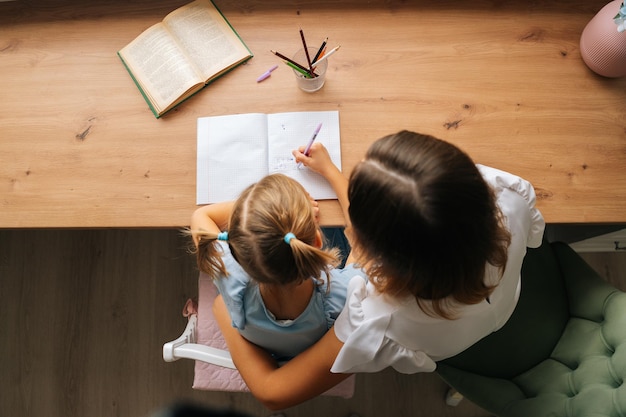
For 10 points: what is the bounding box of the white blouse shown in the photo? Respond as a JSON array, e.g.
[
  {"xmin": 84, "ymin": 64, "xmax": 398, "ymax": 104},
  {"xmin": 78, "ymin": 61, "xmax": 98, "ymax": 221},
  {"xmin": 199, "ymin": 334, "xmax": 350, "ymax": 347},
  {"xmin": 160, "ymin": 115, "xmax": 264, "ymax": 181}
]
[{"xmin": 331, "ymin": 165, "xmax": 546, "ymax": 374}]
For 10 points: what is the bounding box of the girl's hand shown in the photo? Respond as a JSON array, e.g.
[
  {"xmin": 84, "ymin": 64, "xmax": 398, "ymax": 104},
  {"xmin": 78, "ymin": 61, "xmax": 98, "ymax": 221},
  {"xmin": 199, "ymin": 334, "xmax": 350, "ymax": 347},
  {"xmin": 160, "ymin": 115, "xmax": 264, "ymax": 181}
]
[
  {"xmin": 308, "ymin": 193, "xmax": 320, "ymax": 223},
  {"xmin": 292, "ymin": 142, "xmax": 338, "ymax": 178}
]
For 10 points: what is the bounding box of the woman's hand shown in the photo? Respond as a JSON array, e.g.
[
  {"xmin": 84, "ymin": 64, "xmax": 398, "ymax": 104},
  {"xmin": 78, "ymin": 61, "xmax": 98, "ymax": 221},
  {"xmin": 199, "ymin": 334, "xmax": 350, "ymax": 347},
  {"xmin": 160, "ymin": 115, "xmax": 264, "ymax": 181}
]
[
  {"xmin": 213, "ymin": 294, "xmax": 350, "ymax": 410},
  {"xmin": 293, "ymin": 142, "xmax": 339, "ymax": 179}
]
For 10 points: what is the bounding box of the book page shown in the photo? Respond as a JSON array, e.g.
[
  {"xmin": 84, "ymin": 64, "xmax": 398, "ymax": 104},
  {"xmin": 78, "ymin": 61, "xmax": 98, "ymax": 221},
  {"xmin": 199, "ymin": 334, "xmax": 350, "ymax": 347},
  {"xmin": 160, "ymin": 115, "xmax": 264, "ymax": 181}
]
[
  {"xmin": 164, "ymin": 0, "xmax": 252, "ymax": 81},
  {"xmin": 197, "ymin": 113, "xmax": 269, "ymax": 204},
  {"xmin": 119, "ymin": 23, "xmax": 204, "ymax": 111},
  {"xmin": 267, "ymin": 111, "xmax": 341, "ymax": 200}
]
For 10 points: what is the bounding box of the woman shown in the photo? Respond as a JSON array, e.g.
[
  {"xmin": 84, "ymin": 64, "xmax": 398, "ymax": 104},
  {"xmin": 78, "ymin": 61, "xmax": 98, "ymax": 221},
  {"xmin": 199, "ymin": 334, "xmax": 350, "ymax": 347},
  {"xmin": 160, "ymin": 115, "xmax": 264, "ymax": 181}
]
[{"xmin": 214, "ymin": 131, "xmax": 545, "ymax": 410}]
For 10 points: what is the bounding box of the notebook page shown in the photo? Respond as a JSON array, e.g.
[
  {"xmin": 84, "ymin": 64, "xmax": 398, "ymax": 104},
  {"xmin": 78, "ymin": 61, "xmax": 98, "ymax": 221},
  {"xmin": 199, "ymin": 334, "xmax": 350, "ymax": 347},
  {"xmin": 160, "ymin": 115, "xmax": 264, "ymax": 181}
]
[
  {"xmin": 266, "ymin": 111, "xmax": 341, "ymax": 200},
  {"xmin": 197, "ymin": 113, "xmax": 269, "ymax": 204}
]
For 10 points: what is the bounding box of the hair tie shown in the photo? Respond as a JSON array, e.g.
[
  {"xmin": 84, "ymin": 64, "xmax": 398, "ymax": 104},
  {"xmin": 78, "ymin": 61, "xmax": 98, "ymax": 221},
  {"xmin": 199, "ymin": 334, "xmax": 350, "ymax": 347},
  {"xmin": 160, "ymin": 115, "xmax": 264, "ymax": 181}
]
[
  {"xmin": 283, "ymin": 232, "xmax": 296, "ymax": 244},
  {"xmin": 217, "ymin": 231, "xmax": 228, "ymax": 241}
]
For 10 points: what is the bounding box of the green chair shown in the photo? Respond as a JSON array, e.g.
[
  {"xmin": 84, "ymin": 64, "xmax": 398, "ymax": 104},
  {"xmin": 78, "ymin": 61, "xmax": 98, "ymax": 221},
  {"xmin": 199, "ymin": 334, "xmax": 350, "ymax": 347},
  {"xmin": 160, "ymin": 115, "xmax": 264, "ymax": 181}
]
[{"xmin": 436, "ymin": 240, "xmax": 626, "ymax": 417}]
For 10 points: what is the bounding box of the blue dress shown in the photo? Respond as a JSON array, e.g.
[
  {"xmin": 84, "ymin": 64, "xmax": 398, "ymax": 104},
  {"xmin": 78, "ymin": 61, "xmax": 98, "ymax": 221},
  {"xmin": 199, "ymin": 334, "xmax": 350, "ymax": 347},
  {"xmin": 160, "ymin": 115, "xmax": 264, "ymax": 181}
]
[{"xmin": 214, "ymin": 241, "xmax": 365, "ymax": 361}]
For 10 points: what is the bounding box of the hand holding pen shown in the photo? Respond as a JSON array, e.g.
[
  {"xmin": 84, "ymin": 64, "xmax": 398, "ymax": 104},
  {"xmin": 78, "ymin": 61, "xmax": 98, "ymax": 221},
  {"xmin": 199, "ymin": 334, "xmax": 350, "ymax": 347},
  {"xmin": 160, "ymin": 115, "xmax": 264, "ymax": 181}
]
[
  {"xmin": 293, "ymin": 124, "xmax": 348, "ymax": 228},
  {"xmin": 294, "ymin": 139, "xmax": 347, "ymax": 222},
  {"xmin": 293, "ymin": 131, "xmax": 339, "ymax": 182},
  {"xmin": 293, "ymin": 141, "xmax": 334, "ymax": 174},
  {"xmin": 297, "ymin": 123, "xmax": 322, "ymax": 168}
]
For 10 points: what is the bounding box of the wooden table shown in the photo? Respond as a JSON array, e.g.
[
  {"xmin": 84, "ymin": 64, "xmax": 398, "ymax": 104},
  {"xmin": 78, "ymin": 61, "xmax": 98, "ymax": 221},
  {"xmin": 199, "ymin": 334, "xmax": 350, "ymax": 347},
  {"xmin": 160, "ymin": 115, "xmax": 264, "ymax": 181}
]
[{"xmin": 1, "ymin": 0, "xmax": 625, "ymax": 228}]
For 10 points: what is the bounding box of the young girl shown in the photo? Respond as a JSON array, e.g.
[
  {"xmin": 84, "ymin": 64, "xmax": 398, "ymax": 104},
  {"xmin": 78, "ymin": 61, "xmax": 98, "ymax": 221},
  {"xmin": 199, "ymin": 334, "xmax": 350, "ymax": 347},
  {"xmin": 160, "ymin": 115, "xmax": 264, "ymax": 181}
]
[
  {"xmin": 189, "ymin": 173, "xmax": 362, "ymax": 362},
  {"xmin": 213, "ymin": 131, "xmax": 545, "ymax": 410}
]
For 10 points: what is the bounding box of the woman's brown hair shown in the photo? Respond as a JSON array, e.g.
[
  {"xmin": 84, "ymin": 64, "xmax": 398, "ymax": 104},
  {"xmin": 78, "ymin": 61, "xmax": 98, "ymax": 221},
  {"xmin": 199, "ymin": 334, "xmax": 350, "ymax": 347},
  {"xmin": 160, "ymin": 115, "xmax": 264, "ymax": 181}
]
[{"xmin": 348, "ymin": 131, "xmax": 511, "ymax": 318}]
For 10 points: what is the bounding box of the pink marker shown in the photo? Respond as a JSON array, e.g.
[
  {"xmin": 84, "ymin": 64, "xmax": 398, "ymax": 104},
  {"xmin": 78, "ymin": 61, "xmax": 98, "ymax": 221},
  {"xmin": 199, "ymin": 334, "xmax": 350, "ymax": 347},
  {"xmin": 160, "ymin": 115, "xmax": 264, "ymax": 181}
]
[
  {"xmin": 256, "ymin": 65, "xmax": 278, "ymax": 82},
  {"xmin": 297, "ymin": 123, "xmax": 323, "ymax": 168}
]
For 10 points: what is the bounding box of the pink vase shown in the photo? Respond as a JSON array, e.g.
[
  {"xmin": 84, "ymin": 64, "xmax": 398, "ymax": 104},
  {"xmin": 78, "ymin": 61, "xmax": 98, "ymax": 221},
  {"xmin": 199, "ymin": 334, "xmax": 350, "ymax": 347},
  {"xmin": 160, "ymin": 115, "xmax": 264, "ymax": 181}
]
[{"xmin": 580, "ymin": 0, "xmax": 626, "ymax": 77}]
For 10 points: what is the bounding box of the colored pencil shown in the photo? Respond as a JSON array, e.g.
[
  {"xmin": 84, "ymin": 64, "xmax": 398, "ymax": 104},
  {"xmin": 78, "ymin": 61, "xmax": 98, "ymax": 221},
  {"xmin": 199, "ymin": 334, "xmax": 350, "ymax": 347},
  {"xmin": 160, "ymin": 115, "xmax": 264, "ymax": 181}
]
[
  {"xmin": 284, "ymin": 61, "xmax": 313, "ymax": 78},
  {"xmin": 312, "ymin": 45, "xmax": 341, "ymax": 66},
  {"xmin": 270, "ymin": 50, "xmax": 316, "ymax": 77},
  {"xmin": 299, "ymin": 28, "xmax": 313, "ymax": 72},
  {"xmin": 312, "ymin": 37, "xmax": 328, "ymax": 63}
]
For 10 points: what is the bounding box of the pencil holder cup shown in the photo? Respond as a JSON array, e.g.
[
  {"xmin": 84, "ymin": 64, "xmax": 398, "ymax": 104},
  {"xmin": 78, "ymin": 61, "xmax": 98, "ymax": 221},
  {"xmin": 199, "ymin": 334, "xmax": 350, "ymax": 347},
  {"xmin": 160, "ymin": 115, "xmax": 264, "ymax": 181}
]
[{"xmin": 292, "ymin": 47, "xmax": 328, "ymax": 92}]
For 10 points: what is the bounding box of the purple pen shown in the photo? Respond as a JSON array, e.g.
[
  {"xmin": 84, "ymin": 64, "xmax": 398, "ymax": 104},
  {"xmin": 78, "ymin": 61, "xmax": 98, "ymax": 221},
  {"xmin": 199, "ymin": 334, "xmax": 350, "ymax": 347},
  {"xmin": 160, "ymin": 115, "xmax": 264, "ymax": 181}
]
[
  {"xmin": 256, "ymin": 65, "xmax": 278, "ymax": 82},
  {"xmin": 297, "ymin": 123, "xmax": 323, "ymax": 168}
]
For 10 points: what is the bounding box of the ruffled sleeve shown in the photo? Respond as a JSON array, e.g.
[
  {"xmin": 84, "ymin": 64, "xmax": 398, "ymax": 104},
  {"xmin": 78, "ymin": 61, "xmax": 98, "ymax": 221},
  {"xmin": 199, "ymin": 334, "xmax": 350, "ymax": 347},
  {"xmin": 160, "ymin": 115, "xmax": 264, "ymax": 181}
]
[
  {"xmin": 331, "ymin": 277, "xmax": 437, "ymax": 374},
  {"xmin": 212, "ymin": 241, "xmax": 248, "ymax": 330},
  {"xmin": 477, "ymin": 164, "xmax": 545, "ymax": 248},
  {"xmin": 321, "ymin": 264, "xmax": 366, "ymax": 329}
]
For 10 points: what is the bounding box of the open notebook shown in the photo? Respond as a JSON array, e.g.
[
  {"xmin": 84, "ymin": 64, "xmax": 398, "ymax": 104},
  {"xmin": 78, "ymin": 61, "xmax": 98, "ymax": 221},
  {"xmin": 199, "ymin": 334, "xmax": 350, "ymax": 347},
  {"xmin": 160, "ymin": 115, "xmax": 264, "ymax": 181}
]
[{"xmin": 197, "ymin": 110, "xmax": 341, "ymax": 204}]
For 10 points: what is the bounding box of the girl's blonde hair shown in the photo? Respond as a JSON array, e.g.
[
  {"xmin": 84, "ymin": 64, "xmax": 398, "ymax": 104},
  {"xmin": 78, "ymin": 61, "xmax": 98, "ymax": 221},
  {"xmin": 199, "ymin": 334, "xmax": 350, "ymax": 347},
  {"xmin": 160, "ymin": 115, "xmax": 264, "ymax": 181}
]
[{"xmin": 194, "ymin": 174, "xmax": 340, "ymax": 286}]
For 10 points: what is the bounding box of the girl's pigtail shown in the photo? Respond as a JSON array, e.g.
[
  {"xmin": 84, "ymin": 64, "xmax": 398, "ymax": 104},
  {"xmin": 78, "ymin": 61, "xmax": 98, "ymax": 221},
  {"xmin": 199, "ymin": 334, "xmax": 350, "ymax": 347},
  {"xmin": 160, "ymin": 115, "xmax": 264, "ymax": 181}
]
[
  {"xmin": 284, "ymin": 232, "xmax": 341, "ymax": 284},
  {"xmin": 194, "ymin": 230, "xmax": 229, "ymax": 279}
]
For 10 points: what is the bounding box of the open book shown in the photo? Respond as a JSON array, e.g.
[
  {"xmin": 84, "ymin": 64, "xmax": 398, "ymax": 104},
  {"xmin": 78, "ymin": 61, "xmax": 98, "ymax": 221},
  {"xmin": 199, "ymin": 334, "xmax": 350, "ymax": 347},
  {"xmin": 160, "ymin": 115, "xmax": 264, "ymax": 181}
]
[
  {"xmin": 197, "ymin": 111, "xmax": 341, "ymax": 204},
  {"xmin": 118, "ymin": 0, "xmax": 253, "ymax": 118}
]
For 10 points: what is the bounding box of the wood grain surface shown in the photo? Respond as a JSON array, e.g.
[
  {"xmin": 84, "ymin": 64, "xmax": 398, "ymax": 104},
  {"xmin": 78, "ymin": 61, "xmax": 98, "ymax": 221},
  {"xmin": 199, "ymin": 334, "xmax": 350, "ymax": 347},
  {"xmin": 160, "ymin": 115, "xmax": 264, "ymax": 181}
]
[{"xmin": 1, "ymin": 0, "xmax": 624, "ymax": 227}]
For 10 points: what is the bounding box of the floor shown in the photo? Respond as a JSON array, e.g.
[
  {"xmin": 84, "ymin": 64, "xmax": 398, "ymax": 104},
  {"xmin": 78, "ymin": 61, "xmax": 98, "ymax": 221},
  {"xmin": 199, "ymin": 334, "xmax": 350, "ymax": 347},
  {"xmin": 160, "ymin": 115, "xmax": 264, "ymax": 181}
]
[{"xmin": 1, "ymin": 228, "xmax": 624, "ymax": 417}]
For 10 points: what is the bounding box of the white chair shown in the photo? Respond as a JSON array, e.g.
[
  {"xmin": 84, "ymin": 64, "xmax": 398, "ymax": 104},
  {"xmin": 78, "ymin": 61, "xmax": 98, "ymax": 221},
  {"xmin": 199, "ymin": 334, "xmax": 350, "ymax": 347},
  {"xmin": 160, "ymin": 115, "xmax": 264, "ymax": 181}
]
[{"xmin": 163, "ymin": 272, "xmax": 355, "ymax": 396}]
